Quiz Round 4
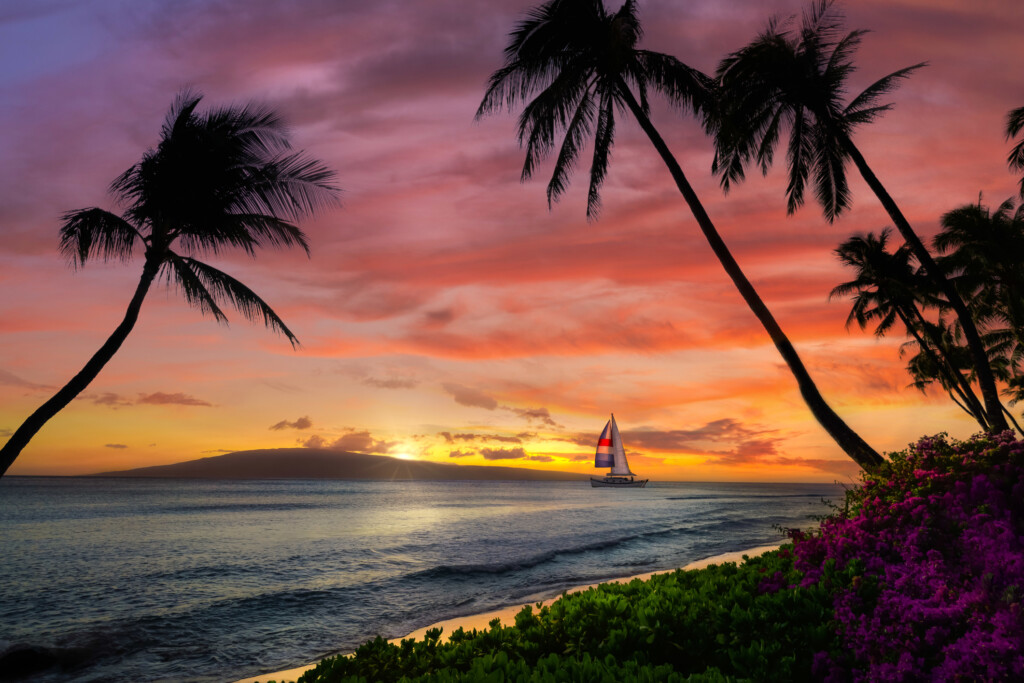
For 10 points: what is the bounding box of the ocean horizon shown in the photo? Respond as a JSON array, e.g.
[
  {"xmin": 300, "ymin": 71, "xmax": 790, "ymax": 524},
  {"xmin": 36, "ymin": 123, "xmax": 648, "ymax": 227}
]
[{"xmin": 0, "ymin": 476, "xmax": 844, "ymax": 682}]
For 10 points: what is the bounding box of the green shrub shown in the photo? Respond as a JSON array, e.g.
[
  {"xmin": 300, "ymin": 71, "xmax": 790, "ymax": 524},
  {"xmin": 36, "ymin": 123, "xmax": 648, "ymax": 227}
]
[{"xmin": 299, "ymin": 548, "xmax": 838, "ymax": 682}]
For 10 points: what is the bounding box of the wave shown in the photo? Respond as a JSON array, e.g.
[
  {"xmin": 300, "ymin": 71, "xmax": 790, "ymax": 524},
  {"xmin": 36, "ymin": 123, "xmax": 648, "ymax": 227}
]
[
  {"xmin": 663, "ymin": 493, "xmax": 830, "ymax": 501},
  {"xmin": 409, "ymin": 525, "xmax": 702, "ymax": 580}
]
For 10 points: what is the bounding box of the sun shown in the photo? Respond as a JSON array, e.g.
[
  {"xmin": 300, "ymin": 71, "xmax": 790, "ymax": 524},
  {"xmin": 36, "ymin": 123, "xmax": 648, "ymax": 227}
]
[{"xmin": 394, "ymin": 452, "xmax": 415, "ymax": 461}]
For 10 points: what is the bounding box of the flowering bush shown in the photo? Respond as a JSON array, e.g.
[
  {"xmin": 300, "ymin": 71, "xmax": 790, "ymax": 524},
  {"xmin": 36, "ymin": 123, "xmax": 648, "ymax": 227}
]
[{"xmin": 790, "ymin": 431, "xmax": 1024, "ymax": 681}]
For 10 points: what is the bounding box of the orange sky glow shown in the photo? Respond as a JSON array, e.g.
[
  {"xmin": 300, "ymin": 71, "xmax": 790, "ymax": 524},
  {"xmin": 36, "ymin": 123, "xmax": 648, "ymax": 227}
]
[{"xmin": 2, "ymin": 0, "xmax": 1022, "ymax": 482}]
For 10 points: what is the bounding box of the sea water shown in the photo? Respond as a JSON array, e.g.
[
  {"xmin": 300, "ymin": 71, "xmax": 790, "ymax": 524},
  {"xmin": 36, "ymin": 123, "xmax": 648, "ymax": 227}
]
[{"xmin": 0, "ymin": 477, "xmax": 844, "ymax": 682}]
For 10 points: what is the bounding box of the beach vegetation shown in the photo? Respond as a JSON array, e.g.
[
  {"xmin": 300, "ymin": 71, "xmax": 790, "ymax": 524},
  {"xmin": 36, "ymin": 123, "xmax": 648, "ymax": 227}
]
[{"xmin": 0, "ymin": 91, "xmax": 339, "ymax": 477}]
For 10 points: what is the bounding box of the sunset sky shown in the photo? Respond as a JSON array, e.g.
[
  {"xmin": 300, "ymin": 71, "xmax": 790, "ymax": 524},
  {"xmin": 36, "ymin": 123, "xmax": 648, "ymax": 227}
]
[{"xmin": 1, "ymin": 0, "xmax": 1021, "ymax": 481}]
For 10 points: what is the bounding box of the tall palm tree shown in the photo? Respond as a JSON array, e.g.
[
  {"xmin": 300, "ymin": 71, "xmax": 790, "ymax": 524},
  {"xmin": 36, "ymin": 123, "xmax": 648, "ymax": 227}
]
[
  {"xmin": 0, "ymin": 91, "xmax": 339, "ymax": 477},
  {"xmin": 1008, "ymin": 106, "xmax": 1024, "ymax": 198},
  {"xmin": 711, "ymin": 0, "xmax": 1010, "ymax": 432},
  {"xmin": 476, "ymin": 0, "xmax": 882, "ymax": 469},
  {"xmin": 831, "ymin": 230, "xmax": 989, "ymax": 428}
]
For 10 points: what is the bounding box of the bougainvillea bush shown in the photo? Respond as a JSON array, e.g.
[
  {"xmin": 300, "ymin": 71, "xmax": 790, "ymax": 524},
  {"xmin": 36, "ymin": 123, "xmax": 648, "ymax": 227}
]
[{"xmin": 790, "ymin": 431, "xmax": 1024, "ymax": 681}]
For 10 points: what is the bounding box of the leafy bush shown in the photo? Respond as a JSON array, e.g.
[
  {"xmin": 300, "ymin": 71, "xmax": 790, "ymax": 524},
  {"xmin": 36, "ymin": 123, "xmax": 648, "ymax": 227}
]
[{"xmin": 297, "ymin": 548, "xmax": 837, "ymax": 682}]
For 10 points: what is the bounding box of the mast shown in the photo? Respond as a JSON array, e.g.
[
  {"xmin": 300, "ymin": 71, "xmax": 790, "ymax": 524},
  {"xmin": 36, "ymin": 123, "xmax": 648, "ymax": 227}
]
[{"xmin": 609, "ymin": 414, "xmax": 635, "ymax": 476}]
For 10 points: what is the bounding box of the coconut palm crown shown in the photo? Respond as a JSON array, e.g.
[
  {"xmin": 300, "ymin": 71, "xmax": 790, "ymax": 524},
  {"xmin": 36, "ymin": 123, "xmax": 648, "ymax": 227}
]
[
  {"xmin": 0, "ymin": 90, "xmax": 339, "ymax": 477},
  {"xmin": 476, "ymin": 0, "xmax": 710, "ymax": 218}
]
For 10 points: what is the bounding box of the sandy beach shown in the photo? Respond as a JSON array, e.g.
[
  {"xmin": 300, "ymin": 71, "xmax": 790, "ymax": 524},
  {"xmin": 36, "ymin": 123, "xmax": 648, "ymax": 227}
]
[{"xmin": 234, "ymin": 543, "xmax": 781, "ymax": 683}]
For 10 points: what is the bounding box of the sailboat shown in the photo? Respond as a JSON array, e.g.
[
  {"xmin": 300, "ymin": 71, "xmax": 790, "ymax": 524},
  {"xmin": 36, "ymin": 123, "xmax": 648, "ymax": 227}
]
[{"xmin": 591, "ymin": 414, "xmax": 648, "ymax": 488}]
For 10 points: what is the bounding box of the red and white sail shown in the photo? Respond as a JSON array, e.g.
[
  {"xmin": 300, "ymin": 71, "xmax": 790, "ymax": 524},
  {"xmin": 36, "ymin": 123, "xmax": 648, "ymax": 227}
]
[{"xmin": 593, "ymin": 414, "xmax": 635, "ymax": 476}]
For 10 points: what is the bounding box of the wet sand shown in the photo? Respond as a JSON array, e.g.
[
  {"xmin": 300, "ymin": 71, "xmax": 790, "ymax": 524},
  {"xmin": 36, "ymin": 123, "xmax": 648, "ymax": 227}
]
[{"xmin": 234, "ymin": 543, "xmax": 781, "ymax": 683}]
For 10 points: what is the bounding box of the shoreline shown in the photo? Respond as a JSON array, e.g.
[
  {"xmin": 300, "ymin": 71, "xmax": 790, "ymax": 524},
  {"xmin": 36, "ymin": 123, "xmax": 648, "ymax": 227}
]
[{"xmin": 233, "ymin": 543, "xmax": 781, "ymax": 683}]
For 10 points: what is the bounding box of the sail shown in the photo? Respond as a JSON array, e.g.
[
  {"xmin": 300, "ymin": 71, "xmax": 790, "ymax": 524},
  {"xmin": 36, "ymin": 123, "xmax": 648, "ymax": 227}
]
[
  {"xmin": 608, "ymin": 415, "xmax": 635, "ymax": 476},
  {"xmin": 594, "ymin": 420, "xmax": 614, "ymax": 468}
]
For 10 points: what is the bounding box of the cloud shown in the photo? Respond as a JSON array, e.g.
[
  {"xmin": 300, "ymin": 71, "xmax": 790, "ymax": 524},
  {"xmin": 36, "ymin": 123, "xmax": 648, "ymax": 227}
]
[
  {"xmin": 269, "ymin": 415, "xmax": 313, "ymax": 430},
  {"xmin": 525, "ymin": 454, "xmax": 553, "ymax": 462},
  {"xmin": 137, "ymin": 392, "xmax": 213, "ymax": 407},
  {"xmin": 104, "ymin": 443, "xmax": 128, "ymax": 449},
  {"xmin": 441, "ymin": 432, "xmax": 523, "ymax": 444},
  {"xmin": 0, "ymin": 368, "xmax": 51, "ymax": 391},
  {"xmin": 330, "ymin": 429, "xmax": 399, "ymax": 454},
  {"xmin": 505, "ymin": 405, "xmax": 559, "ymax": 427},
  {"xmin": 448, "ymin": 449, "xmax": 473, "ymax": 458},
  {"xmin": 442, "ymin": 382, "xmax": 498, "ymax": 410},
  {"xmin": 91, "ymin": 392, "xmax": 133, "ymax": 408},
  {"xmin": 302, "ymin": 434, "xmax": 330, "ymax": 449},
  {"xmin": 0, "ymin": 428, "xmax": 12, "ymax": 438},
  {"xmin": 439, "ymin": 384, "xmax": 559, "ymax": 427},
  {"xmin": 480, "ymin": 447, "xmax": 526, "ymax": 460},
  {"xmin": 562, "ymin": 418, "xmax": 787, "ymax": 467},
  {"xmin": 362, "ymin": 376, "xmax": 419, "ymax": 389}
]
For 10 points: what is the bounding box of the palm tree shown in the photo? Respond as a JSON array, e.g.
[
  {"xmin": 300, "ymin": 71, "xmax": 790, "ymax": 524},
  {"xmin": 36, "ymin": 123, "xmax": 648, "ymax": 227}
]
[
  {"xmin": 711, "ymin": 0, "xmax": 1010, "ymax": 432},
  {"xmin": 0, "ymin": 91, "xmax": 339, "ymax": 477},
  {"xmin": 476, "ymin": 0, "xmax": 882, "ymax": 469},
  {"xmin": 937, "ymin": 198, "xmax": 1024, "ymax": 336},
  {"xmin": 831, "ymin": 230, "xmax": 989, "ymax": 429},
  {"xmin": 936, "ymin": 198, "xmax": 1024, "ymax": 412},
  {"xmin": 1008, "ymin": 106, "xmax": 1024, "ymax": 198}
]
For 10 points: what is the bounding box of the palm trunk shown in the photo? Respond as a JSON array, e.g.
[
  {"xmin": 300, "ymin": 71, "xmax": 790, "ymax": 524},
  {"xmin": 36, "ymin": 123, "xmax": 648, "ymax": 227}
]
[
  {"xmin": 909, "ymin": 310, "xmax": 989, "ymax": 427},
  {"xmin": 897, "ymin": 307, "xmax": 989, "ymax": 429},
  {"xmin": 0, "ymin": 258, "xmax": 161, "ymax": 477},
  {"xmin": 618, "ymin": 82, "xmax": 883, "ymax": 470},
  {"xmin": 840, "ymin": 137, "xmax": 1010, "ymax": 433}
]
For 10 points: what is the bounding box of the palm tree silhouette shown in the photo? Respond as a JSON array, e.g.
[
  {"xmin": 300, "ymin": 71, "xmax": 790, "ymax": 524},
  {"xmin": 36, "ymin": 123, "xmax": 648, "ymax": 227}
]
[
  {"xmin": 831, "ymin": 230, "xmax": 988, "ymax": 429},
  {"xmin": 0, "ymin": 91, "xmax": 339, "ymax": 477},
  {"xmin": 936, "ymin": 198, "xmax": 1024, "ymax": 400},
  {"xmin": 1008, "ymin": 106, "xmax": 1024, "ymax": 198},
  {"xmin": 711, "ymin": 0, "xmax": 1009, "ymax": 432},
  {"xmin": 476, "ymin": 0, "xmax": 882, "ymax": 469}
]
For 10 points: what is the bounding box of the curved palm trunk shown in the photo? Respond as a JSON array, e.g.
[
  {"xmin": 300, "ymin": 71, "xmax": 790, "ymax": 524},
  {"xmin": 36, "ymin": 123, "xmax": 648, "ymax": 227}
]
[
  {"xmin": 617, "ymin": 83, "xmax": 883, "ymax": 470},
  {"xmin": 897, "ymin": 307, "xmax": 989, "ymax": 429},
  {"xmin": 841, "ymin": 138, "xmax": 1010, "ymax": 433},
  {"xmin": 0, "ymin": 258, "xmax": 161, "ymax": 477},
  {"xmin": 905, "ymin": 307, "xmax": 988, "ymax": 428}
]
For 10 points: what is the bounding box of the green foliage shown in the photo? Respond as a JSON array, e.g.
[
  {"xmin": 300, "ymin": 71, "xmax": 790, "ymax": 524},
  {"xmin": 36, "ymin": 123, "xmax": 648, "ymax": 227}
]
[{"xmin": 298, "ymin": 549, "xmax": 838, "ymax": 683}]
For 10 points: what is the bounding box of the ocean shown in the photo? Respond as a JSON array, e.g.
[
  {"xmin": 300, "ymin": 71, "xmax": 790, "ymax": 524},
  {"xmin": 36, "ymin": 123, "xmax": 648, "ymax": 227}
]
[{"xmin": 0, "ymin": 477, "xmax": 844, "ymax": 682}]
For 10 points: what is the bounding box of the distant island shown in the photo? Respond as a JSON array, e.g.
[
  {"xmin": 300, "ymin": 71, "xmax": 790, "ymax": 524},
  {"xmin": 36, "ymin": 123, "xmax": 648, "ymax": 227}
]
[{"xmin": 89, "ymin": 448, "xmax": 588, "ymax": 481}]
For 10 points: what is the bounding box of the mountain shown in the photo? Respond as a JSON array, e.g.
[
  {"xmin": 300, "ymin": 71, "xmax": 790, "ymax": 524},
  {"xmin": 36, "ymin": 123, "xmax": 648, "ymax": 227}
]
[{"xmin": 89, "ymin": 448, "xmax": 588, "ymax": 481}]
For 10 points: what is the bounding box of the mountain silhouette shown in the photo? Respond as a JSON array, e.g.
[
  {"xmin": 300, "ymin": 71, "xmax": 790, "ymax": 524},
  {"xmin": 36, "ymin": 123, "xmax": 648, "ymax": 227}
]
[{"xmin": 90, "ymin": 448, "xmax": 587, "ymax": 481}]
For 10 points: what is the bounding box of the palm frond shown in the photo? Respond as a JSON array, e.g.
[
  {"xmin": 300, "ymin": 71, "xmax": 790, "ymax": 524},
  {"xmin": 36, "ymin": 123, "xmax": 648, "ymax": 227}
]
[
  {"xmin": 844, "ymin": 63, "xmax": 926, "ymax": 120},
  {"xmin": 547, "ymin": 87, "xmax": 597, "ymax": 207},
  {"xmin": 784, "ymin": 109, "xmax": 813, "ymax": 213},
  {"xmin": 1007, "ymin": 106, "xmax": 1024, "ymax": 196},
  {"xmin": 58, "ymin": 208, "xmax": 141, "ymax": 268},
  {"xmin": 163, "ymin": 253, "xmax": 230, "ymax": 325},
  {"xmin": 811, "ymin": 122, "xmax": 851, "ymax": 221},
  {"xmin": 633, "ymin": 50, "xmax": 712, "ymax": 117},
  {"xmin": 517, "ymin": 62, "xmax": 592, "ymax": 181},
  {"xmin": 167, "ymin": 254, "xmax": 300, "ymax": 347},
  {"xmin": 587, "ymin": 92, "xmax": 616, "ymax": 219},
  {"xmin": 174, "ymin": 213, "xmax": 309, "ymax": 258},
  {"xmin": 235, "ymin": 151, "xmax": 340, "ymax": 223}
]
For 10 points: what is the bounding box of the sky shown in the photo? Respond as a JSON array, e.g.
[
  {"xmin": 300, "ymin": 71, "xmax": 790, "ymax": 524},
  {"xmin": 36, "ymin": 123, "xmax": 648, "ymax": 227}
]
[{"xmin": 1, "ymin": 0, "xmax": 1021, "ymax": 481}]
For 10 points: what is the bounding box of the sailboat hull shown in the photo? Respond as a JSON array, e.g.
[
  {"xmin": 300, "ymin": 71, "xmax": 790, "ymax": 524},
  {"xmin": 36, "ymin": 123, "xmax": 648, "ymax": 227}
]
[{"xmin": 590, "ymin": 476, "xmax": 648, "ymax": 488}]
